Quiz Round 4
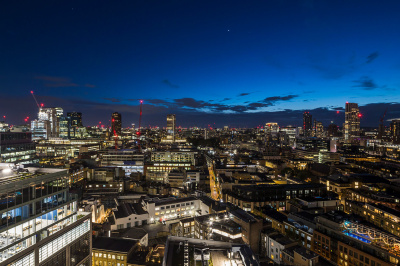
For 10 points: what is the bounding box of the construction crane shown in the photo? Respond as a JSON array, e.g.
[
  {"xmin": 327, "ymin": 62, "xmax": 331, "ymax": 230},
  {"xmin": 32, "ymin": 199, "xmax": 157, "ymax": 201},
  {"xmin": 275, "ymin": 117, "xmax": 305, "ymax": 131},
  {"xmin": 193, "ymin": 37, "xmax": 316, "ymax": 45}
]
[
  {"xmin": 378, "ymin": 107, "xmax": 388, "ymax": 139},
  {"xmin": 137, "ymin": 100, "xmax": 143, "ymax": 153},
  {"xmin": 30, "ymin": 91, "xmax": 40, "ymax": 109}
]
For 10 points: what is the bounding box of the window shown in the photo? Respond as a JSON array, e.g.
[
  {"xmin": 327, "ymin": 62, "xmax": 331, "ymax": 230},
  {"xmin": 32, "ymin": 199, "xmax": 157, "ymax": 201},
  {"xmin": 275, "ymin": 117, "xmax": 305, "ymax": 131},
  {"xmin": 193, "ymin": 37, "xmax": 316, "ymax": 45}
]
[{"xmin": 112, "ymin": 255, "xmax": 116, "ymax": 259}]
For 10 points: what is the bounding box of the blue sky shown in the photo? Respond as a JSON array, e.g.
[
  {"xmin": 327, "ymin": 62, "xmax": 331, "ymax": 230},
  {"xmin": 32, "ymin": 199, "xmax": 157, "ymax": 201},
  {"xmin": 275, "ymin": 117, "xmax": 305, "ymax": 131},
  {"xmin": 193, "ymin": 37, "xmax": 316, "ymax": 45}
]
[{"xmin": 1, "ymin": 0, "xmax": 400, "ymax": 127}]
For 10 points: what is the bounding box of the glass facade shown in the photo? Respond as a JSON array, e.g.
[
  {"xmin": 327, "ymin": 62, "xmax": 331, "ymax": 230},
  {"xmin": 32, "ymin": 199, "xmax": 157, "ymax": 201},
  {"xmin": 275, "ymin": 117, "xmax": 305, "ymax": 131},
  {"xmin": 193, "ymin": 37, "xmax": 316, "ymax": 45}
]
[{"xmin": 0, "ymin": 168, "xmax": 90, "ymax": 265}]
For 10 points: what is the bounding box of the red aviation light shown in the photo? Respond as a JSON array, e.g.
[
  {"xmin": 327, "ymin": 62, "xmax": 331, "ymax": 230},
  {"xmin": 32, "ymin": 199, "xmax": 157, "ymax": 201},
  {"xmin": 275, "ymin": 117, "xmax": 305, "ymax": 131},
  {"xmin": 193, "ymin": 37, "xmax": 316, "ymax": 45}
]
[
  {"xmin": 337, "ymin": 111, "xmax": 340, "ymax": 114},
  {"xmin": 358, "ymin": 113, "xmax": 362, "ymax": 118}
]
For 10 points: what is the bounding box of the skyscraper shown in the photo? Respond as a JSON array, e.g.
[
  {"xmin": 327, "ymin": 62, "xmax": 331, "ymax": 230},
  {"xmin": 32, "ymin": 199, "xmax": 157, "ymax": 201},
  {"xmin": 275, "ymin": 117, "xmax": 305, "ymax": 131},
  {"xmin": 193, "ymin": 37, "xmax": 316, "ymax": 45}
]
[
  {"xmin": 31, "ymin": 107, "xmax": 62, "ymax": 140},
  {"xmin": 67, "ymin": 112, "xmax": 83, "ymax": 127},
  {"xmin": 167, "ymin": 114, "xmax": 176, "ymax": 141},
  {"xmin": 344, "ymin": 102, "xmax": 360, "ymax": 141},
  {"xmin": 303, "ymin": 112, "xmax": 312, "ymax": 137},
  {"xmin": 391, "ymin": 120, "xmax": 400, "ymax": 144},
  {"xmin": 111, "ymin": 112, "xmax": 122, "ymax": 136}
]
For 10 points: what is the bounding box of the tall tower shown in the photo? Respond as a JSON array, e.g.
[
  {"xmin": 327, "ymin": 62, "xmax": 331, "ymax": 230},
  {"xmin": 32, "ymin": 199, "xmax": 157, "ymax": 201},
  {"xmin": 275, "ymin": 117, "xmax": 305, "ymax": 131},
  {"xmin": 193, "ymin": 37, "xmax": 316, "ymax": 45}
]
[
  {"xmin": 166, "ymin": 114, "xmax": 176, "ymax": 141},
  {"xmin": 391, "ymin": 120, "xmax": 400, "ymax": 144},
  {"xmin": 111, "ymin": 112, "xmax": 122, "ymax": 136},
  {"xmin": 344, "ymin": 102, "xmax": 360, "ymax": 141},
  {"xmin": 303, "ymin": 112, "xmax": 312, "ymax": 137}
]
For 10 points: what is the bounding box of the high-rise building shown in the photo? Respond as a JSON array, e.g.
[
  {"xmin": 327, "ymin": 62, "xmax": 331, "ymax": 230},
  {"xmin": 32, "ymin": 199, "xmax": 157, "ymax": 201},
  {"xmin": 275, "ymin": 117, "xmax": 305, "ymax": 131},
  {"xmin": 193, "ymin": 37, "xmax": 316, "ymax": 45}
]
[
  {"xmin": 265, "ymin": 122, "xmax": 279, "ymax": 135},
  {"xmin": 31, "ymin": 107, "xmax": 62, "ymax": 140},
  {"xmin": 315, "ymin": 121, "xmax": 324, "ymax": 138},
  {"xmin": 60, "ymin": 112, "xmax": 84, "ymax": 139},
  {"xmin": 391, "ymin": 120, "xmax": 400, "ymax": 144},
  {"xmin": 67, "ymin": 112, "xmax": 83, "ymax": 127},
  {"xmin": 0, "ymin": 165, "xmax": 92, "ymax": 265},
  {"xmin": 303, "ymin": 112, "xmax": 312, "ymax": 137},
  {"xmin": 166, "ymin": 114, "xmax": 176, "ymax": 141},
  {"xmin": 344, "ymin": 102, "xmax": 360, "ymax": 141},
  {"xmin": 111, "ymin": 112, "xmax": 122, "ymax": 136}
]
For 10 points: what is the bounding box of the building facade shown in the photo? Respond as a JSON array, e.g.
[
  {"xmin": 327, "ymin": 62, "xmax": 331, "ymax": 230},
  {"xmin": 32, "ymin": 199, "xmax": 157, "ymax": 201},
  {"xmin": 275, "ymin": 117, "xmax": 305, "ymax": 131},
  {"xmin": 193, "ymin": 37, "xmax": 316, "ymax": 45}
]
[{"xmin": 0, "ymin": 166, "xmax": 92, "ymax": 265}]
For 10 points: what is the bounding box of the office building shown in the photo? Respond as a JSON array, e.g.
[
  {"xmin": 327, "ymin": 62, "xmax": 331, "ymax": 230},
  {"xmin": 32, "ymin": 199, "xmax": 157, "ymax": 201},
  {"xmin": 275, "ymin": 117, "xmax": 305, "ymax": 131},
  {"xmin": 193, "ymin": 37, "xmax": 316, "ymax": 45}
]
[
  {"xmin": 142, "ymin": 197, "xmax": 208, "ymax": 223},
  {"xmin": 0, "ymin": 165, "xmax": 92, "ymax": 265},
  {"xmin": 0, "ymin": 132, "xmax": 37, "ymax": 164},
  {"xmin": 344, "ymin": 102, "xmax": 360, "ymax": 142},
  {"xmin": 166, "ymin": 114, "xmax": 176, "ymax": 141},
  {"xmin": 391, "ymin": 119, "xmax": 400, "ymax": 144},
  {"xmin": 111, "ymin": 112, "xmax": 122, "ymax": 136},
  {"xmin": 265, "ymin": 122, "xmax": 279, "ymax": 135},
  {"xmin": 303, "ymin": 112, "xmax": 312, "ymax": 137},
  {"xmin": 31, "ymin": 107, "xmax": 63, "ymax": 140}
]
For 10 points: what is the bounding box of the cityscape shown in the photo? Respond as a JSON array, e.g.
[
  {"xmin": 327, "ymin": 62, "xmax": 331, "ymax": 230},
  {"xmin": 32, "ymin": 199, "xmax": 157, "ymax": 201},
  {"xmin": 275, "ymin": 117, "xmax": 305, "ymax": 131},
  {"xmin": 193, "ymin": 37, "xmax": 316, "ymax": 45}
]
[{"xmin": 1, "ymin": 1, "xmax": 400, "ymax": 266}]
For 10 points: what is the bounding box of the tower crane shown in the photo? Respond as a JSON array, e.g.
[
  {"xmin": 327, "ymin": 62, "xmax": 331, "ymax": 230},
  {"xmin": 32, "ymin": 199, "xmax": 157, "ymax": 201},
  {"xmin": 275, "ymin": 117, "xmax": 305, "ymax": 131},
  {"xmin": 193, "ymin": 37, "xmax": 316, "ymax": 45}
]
[{"xmin": 30, "ymin": 91, "xmax": 40, "ymax": 109}]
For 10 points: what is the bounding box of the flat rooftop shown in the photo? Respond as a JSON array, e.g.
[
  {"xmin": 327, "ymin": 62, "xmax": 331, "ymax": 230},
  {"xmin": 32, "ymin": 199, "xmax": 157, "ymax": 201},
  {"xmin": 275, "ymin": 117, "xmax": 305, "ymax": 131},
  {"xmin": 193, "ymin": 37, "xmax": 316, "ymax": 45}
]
[
  {"xmin": 0, "ymin": 165, "xmax": 67, "ymax": 191},
  {"xmin": 163, "ymin": 236, "xmax": 259, "ymax": 266}
]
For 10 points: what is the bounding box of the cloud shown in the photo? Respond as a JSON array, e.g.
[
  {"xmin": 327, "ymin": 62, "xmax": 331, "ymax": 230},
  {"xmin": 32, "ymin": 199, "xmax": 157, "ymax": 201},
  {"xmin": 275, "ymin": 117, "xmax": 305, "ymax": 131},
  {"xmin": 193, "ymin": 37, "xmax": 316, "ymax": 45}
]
[
  {"xmin": 35, "ymin": 75, "xmax": 95, "ymax": 88},
  {"xmin": 263, "ymin": 94, "xmax": 298, "ymax": 102},
  {"xmin": 162, "ymin": 79, "xmax": 180, "ymax": 89},
  {"xmin": 140, "ymin": 94, "xmax": 299, "ymax": 114},
  {"xmin": 103, "ymin": 98, "xmax": 121, "ymax": 103},
  {"xmin": 221, "ymin": 98, "xmax": 231, "ymax": 101},
  {"xmin": 238, "ymin": 93, "xmax": 250, "ymax": 97},
  {"xmin": 352, "ymin": 76, "xmax": 378, "ymax": 90},
  {"xmin": 366, "ymin": 51, "xmax": 379, "ymax": 64}
]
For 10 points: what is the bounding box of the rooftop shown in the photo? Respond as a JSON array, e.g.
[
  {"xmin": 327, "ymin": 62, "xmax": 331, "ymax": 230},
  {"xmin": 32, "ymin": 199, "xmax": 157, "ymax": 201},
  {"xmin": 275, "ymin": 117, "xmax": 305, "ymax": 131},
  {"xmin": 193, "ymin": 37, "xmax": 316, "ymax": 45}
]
[
  {"xmin": 92, "ymin": 237, "xmax": 138, "ymax": 253},
  {"xmin": 0, "ymin": 164, "xmax": 67, "ymax": 192},
  {"xmin": 144, "ymin": 196, "xmax": 197, "ymax": 206}
]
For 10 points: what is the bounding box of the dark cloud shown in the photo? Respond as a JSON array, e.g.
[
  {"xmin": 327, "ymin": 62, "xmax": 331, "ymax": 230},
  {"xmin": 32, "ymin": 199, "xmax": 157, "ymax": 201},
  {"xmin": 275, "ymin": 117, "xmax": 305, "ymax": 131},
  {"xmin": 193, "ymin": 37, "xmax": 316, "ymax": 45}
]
[
  {"xmin": 263, "ymin": 94, "xmax": 298, "ymax": 102},
  {"xmin": 139, "ymin": 94, "xmax": 300, "ymax": 114},
  {"xmin": 162, "ymin": 79, "xmax": 179, "ymax": 89},
  {"xmin": 35, "ymin": 75, "xmax": 94, "ymax": 88},
  {"xmin": 366, "ymin": 51, "xmax": 379, "ymax": 64},
  {"xmin": 352, "ymin": 76, "xmax": 378, "ymax": 90},
  {"xmin": 103, "ymin": 98, "xmax": 121, "ymax": 103},
  {"xmin": 238, "ymin": 93, "xmax": 250, "ymax": 97},
  {"xmin": 221, "ymin": 98, "xmax": 231, "ymax": 101}
]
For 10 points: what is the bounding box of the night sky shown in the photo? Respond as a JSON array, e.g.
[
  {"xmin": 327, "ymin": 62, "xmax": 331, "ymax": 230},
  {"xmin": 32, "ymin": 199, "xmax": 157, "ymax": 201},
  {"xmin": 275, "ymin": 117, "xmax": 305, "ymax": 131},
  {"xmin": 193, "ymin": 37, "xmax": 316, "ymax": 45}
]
[{"xmin": 1, "ymin": 0, "xmax": 400, "ymax": 128}]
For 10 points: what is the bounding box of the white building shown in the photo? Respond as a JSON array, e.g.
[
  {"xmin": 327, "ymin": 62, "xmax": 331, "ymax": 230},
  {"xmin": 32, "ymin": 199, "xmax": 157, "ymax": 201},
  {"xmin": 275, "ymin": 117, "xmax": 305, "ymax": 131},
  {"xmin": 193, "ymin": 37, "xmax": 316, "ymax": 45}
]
[
  {"xmin": 110, "ymin": 202, "xmax": 149, "ymax": 230},
  {"xmin": 142, "ymin": 197, "xmax": 208, "ymax": 223}
]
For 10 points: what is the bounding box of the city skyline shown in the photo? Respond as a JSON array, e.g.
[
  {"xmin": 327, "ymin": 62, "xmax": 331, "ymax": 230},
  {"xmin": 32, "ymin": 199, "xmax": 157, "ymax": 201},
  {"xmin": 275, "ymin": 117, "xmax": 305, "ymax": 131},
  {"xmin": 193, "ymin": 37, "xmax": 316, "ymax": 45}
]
[{"xmin": 1, "ymin": 1, "xmax": 400, "ymax": 127}]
